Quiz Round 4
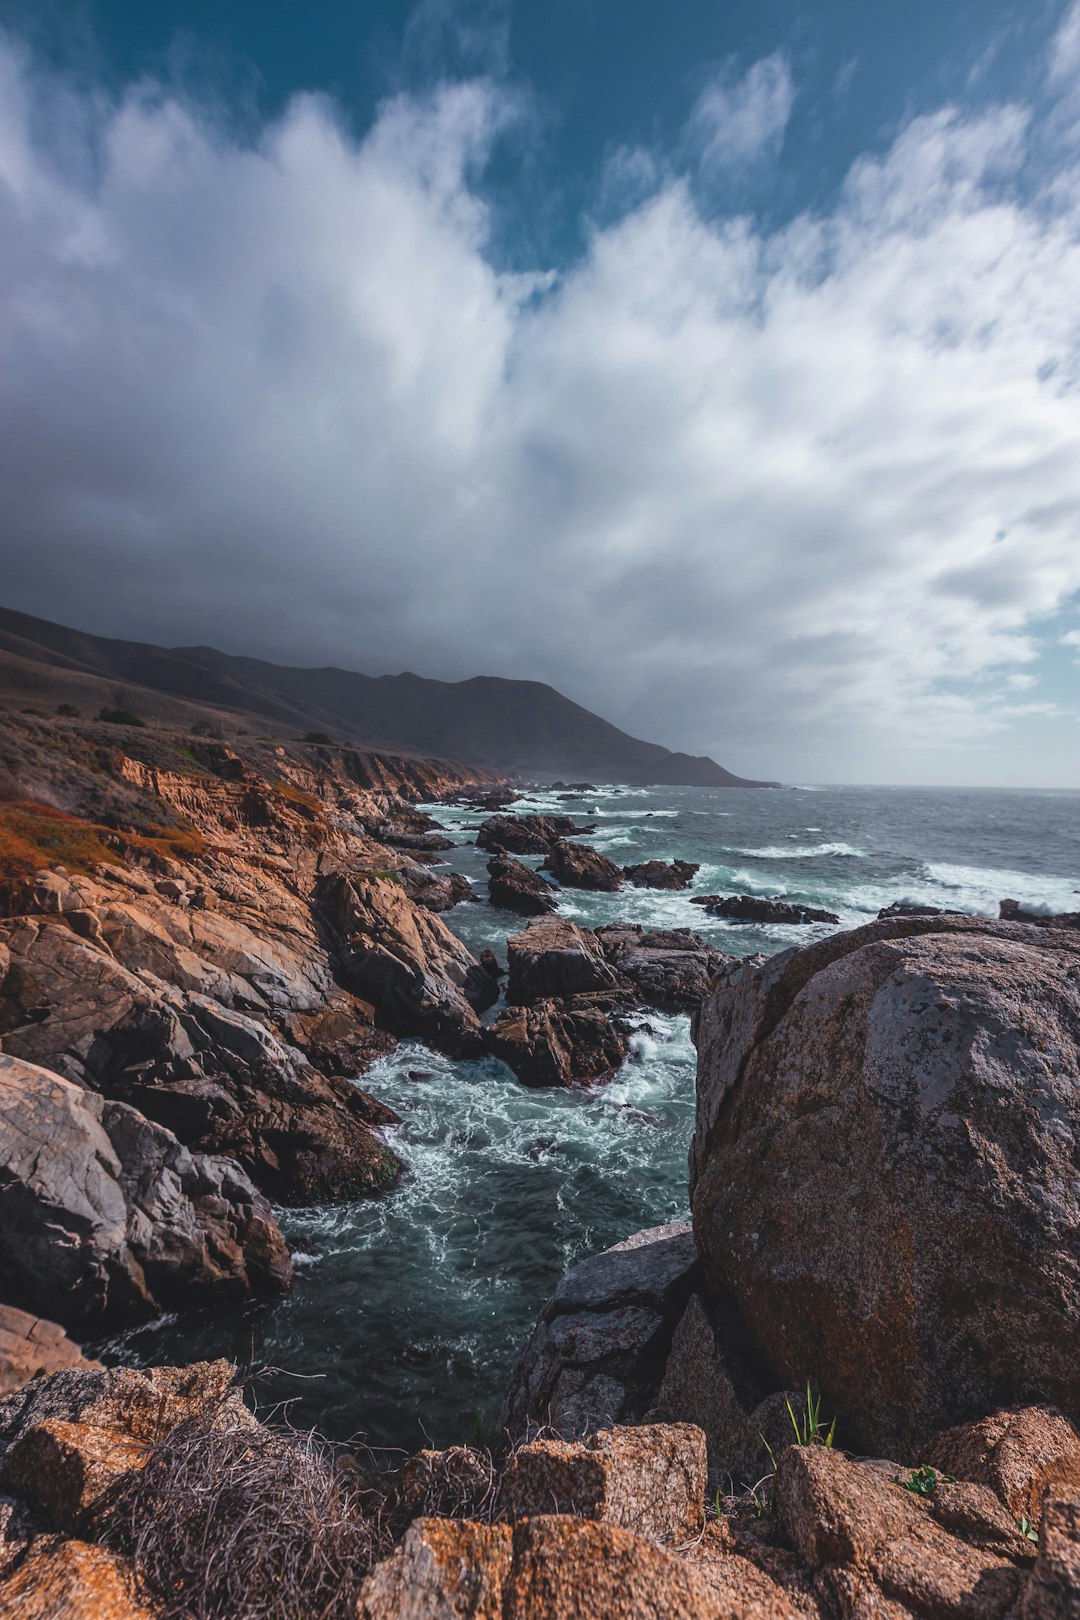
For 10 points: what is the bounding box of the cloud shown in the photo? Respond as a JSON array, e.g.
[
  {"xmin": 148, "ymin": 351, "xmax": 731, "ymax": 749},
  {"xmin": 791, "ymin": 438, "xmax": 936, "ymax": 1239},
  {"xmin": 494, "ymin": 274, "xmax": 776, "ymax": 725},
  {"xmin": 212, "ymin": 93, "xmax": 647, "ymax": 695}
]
[
  {"xmin": 1049, "ymin": 2, "xmax": 1080, "ymax": 87},
  {"xmin": 0, "ymin": 38, "xmax": 1079, "ymax": 781},
  {"xmin": 687, "ymin": 53, "xmax": 794, "ymax": 176}
]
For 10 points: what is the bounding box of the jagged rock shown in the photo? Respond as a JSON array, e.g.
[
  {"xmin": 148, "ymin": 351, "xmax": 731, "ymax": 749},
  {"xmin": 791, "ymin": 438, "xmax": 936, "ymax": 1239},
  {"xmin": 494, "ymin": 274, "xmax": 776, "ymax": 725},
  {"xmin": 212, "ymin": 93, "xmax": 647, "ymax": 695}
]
[
  {"xmin": 691, "ymin": 914, "xmax": 1080, "ymax": 1457},
  {"xmin": 1001, "ymin": 899, "xmax": 1080, "ymax": 930},
  {"xmin": 694, "ymin": 894, "xmax": 840, "ymax": 925},
  {"xmin": 488, "ymin": 997, "xmax": 629, "ymax": 1089},
  {"xmin": 684, "ymin": 1521, "xmax": 818, "ymax": 1618},
  {"xmin": 3, "ymin": 1417, "xmax": 146, "ymax": 1532},
  {"xmin": 477, "ymin": 815, "xmax": 590, "ymax": 855},
  {"xmin": 924, "ymin": 1408, "xmax": 1080, "ymax": 1531},
  {"xmin": 0, "ymin": 1537, "xmax": 152, "ymax": 1619},
  {"xmin": 506, "ymin": 918, "xmax": 622, "ymax": 1004},
  {"xmin": 550, "ymin": 782, "xmax": 597, "ymax": 792},
  {"xmin": 622, "ymin": 860, "xmax": 700, "ymax": 890},
  {"xmin": 775, "ymin": 1444, "xmax": 1029, "ymax": 1618},
  {"xmin": 283, "ymin": 990, "xmax": 397, "ymax": 1079},
  {"xmin": 0, "ymin": 1306, "xmax": 97, "ymax": 1398},
  {"xmin": 0, "ymin": 1054, "xmax": 292, "ymax": 1329},
  {"xmin": 398, "ymin": 864, "xmax": 473, "ymax": 912},
  {"xmin": 1025, "ymin": 1491, "xmax": 1080, "ymax": 1618},
  {"xmin": 542, "ymin": 840, "xmax": 623, "ymax": 892},
  {"xmin": 487, "ymin": 854, "xmax": 558, "ymax": 915},
  {"xmin": 360, "ymin": 1515, "xmax": 731, "ymax": 1620},
  {"xmin": 500, "ymin": 1224, "xmax": 701, "ymax": 1439},
  {"xmin": 594, "ymin": 923, "xmax": 730, "ymax": 1013},
  {"xmin": 497, "ymin": 1424, "xmax": 707, "ymax": 1546},
  {"xmin": 1, "ymin": 916, "xmax": 402, "ymax": 1204},
  {"xmin": 878, "ymin": 901, "xmax": 946, "ymax": 919},
  {"xmin": 316, "ymin": 872, "xmax": 492, "ymax": 1047}
]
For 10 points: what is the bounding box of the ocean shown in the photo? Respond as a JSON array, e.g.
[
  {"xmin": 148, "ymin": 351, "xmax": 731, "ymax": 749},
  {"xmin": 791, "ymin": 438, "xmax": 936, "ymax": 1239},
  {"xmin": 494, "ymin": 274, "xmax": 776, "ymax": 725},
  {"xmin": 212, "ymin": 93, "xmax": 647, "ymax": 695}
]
[{"xmin": 97, "ymin": 783, "xmax": 1080, "ymax": 1451}]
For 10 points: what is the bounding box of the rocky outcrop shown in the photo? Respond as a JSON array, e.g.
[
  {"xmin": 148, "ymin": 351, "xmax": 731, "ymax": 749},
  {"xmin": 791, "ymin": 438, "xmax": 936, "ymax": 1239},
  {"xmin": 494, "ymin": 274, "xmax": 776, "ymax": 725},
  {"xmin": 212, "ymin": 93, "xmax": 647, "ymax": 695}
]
[
  {"xmin": 690, "ymin": 913, "xmax": 1080, "ymax": 1457},
  {"xmin": 0, "ymin": 1538, "xmax": 153, "ymax": 1619},
  {"xmin": 923, "ymin": 1407, "xmax": 1080, "ymax": 1531},
  {"xmin": 0, "ymin": 1306, "xmax": 97, "ymax": 1398},
  {"xmin": 0, "ymin": 911, "xmax": 402, "ymax": 1204},
  {"xmin": 476, "ymin": 814, "xmax": 592, "ymax": 855},
  {"xmin": 506, "ymin": 918, "xmax": 622, "ymax": 1005},
  {"xmin": 316, "ymin": 872, "xmax": 495, "ymax": 1049},
  {"xmin": 501, "ymin": 1224, "xmax": 701, "ymax": 1439},
  {"xmin": 1000, "ymin": 898, "xmax": 1080, "ymax": 929},
  {"xmin": 488, "ymin": 997, "xmax": 629, "ymax": 1089},
  {"xmin": 622, "ymin": 860, "xmax": 699, "ymax": 890},
  {"xmin": 487, "ymin": 854, "xmax": 558, "ymax": 915},
  {"xmin": 542, "ymin": 840, "xmax": 623, "ymax": 892},
  {"xmin": 397, "ymin": 864, "xmax": 473, "ymax": 913},
  {"xmin": 594, "ymin": 923, "xmax": 730, "ymax": 1014},
  {"xmin": 0, "ymin": 1054, "xmax": 292, "ymax": 1329},
  {"xmin": 692, "ymin": 893, "xmax": 840, "ymax": 925}
]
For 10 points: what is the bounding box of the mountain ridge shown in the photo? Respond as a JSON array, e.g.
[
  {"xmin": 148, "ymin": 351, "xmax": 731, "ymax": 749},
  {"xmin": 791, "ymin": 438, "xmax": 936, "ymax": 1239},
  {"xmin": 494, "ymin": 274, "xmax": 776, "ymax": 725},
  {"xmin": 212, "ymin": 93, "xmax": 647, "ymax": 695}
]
[{"xmin": 0, "ymin": 606, "xmax": 778, "ymax": 786}]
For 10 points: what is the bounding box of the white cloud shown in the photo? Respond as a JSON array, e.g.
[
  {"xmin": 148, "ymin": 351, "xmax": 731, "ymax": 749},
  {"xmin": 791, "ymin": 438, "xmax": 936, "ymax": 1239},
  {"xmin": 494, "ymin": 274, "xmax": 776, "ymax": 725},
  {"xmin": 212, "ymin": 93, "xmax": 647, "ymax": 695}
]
[
  {"xmin": 687, "ymin": 53, "xmax": 794, "ymax": 175},
  {"xmin": 0, "ymin": 40, "xmax": 1079, "ymax": 782},
  {"xmin": 1049, "ymin": 2, "xmax": 1080, "ymax": 87}
]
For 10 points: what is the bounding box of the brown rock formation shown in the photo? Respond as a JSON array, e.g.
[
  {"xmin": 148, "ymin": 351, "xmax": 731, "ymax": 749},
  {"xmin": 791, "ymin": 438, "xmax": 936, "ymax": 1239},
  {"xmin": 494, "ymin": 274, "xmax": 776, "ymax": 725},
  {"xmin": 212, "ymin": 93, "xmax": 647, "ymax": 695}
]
[
  {"xmin": 690, "ymin": 914, "xmax": 1080, "ymax": 1457},
  {"xmin": 486, "ymin": 854, "xmax": 559, "ymax": 915},
  {"xmin": 0, "ymin": 1306, "xmax": 97, "ymax": 1398},
  {"xmin": 476, "ymin": 814, "xmax": 593, "ymax": 855},
  {"xmin": 623, "ymin": 859, "xmax": 700, "ymax": 890},
  {"xmin": 488, "ymin": 997, "xmax": 629, "ymax": 1088},
  {"xmin": 542, "ymin": 839, "xmax": 624, "ymax": 891}
]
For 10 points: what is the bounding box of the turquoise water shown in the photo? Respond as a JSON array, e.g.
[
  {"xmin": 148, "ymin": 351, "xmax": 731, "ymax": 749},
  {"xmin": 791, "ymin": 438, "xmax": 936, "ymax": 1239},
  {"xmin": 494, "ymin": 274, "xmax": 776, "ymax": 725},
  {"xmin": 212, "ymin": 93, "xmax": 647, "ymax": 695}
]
[{"xmin": 98, "ymin": 783, "xmax": 1079, "ymax": 1450}]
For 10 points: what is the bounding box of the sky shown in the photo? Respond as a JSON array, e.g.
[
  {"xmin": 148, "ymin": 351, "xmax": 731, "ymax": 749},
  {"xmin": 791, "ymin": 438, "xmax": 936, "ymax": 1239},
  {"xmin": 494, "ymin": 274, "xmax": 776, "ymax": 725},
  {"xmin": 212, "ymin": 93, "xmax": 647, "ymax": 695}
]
[{"xmin": 0, "ymin": 2, "xmax": 1079, "ymax": 786}]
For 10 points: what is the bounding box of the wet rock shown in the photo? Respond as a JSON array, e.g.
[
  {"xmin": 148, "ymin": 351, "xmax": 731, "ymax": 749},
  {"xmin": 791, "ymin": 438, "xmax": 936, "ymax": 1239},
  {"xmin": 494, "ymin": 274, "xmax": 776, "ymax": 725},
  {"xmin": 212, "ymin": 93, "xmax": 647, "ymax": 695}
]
[
  {"xmin": 500, "ymin": 1224, "xmax": 701, "ymax": 1439},
  {"xmin": 924, "ymin": 1408, "xmax": 1080, "ymax": 1531},
  {"xmin": 0, "ymin": 1537, "xmax": 152, "ymax": 1620},
  {"xmin": 398, "ymin": 864, "xmax": 473, "ymax": 913},
  {"xmin": 1000, "ymin": 899, "xmax": 1080, "ymax": 930},
  {"xmin": 316, "ymin": 872, "xmax": 490, "ymax": 1049},
  {"xmin": 542, "ymin": 840, "xmax": 623, "ymax": 892},
  {"xmin": 1024, "ymin": 1491, "xmax": 1080, "ymax": 1618},
  {"xmin": 878, "ymin": 901, "xmax": 946, "ymax": 919},
  {"xmin": 498, "ymin": 1423, "xmax": 707, "ymax": 1546},
  {"xmin": 691, "ymin": 914, "xmax": 1080, "ymax": 1457},
  {"xmin": 487, "ymin": 854, "xmax": 559, "ymax": 915},
  {"xmin": 623, "ymin": 860, "xmax": 700, "ymax": 890},
  {"xmin": 595, "ymin": 923, "xmax": 730, "ymax": 1014},
  {"xmin": 477, "ymin": 815, "xmax": 591, "ymax": 855},
  {"xmin": 696, "ymin": 894, "xmax": 840, "ymax": 925},
  {"xmin": 0, "ymin": 1054, "xmax": 292, "ymax": 1329},
  {"xmin": 0, "ymin": 1306, "xmax": 98, "ymax": 1398},
  {"xmin": 488, "ymin": 997, "xmax": 629, "ymax": 1089},
  {"xmin": 506, "ymin": 917, "xmax": 621, "ymax": 1004}
]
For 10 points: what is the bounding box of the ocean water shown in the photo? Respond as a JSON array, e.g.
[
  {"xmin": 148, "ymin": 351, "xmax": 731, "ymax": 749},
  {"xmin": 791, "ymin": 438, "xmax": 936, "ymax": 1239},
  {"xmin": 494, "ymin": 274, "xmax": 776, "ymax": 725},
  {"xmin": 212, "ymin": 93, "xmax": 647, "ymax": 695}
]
[{"xmin": 98, "ymin": 784, "xmax": 1079, "ymax": 1451}]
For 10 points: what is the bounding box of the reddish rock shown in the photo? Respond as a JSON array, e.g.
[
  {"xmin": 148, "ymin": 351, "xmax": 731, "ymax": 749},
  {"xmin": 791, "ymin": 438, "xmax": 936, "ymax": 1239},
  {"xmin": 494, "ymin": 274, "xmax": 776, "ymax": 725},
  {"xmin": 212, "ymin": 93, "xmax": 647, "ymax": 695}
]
[
  {"xmin": 506, "ymin": 917, "xmax": 621, "ymax": 1005},
  {"xmin": 0, "ymin": 1538, "xmax": 152, "ymax": 1620},
  {"xmin": 3, "ymin": 1416, "xmax": 146, "ymax": 1531},
  {"xmin": 691, "ymin": 915, "xmax": 1080, "ymax": 1456},
  {"xmin": 924, "ymin": 1407, "xmax": 1080, "ymax": 1531},
  {"xmin": 476, "ymin": 814, "xmax": 590, "ymax": 855},
  {"xmin": 487, "ymin": 997, "xmax": 628, "ymax": 1088},
  {"xmin": 1024, "ymin": 1491, "xmax": 1080, "ymax": 1618},
  {"xmin": 0, "ymin": 1305, "xmax": 97, "ymax": 1398},
  {"xmin": 595, "ymin": 923, "xmax": 730, "ymax": 1013}
]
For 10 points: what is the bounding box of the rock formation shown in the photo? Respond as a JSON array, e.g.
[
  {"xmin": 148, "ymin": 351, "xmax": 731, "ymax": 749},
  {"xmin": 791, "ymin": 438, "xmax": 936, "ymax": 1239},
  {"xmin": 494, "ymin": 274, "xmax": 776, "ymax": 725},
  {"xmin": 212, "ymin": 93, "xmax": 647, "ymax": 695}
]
[
  {"xmin": 542, "ymin": 840, "xmax": 624, "ymax": 892},
  {"xmin": 690, "ymin": 913, "xmax": 1080, "ymax": 1456},
  {"xmin": 692, "ymin": 893, "xmax": 840, "ymax": 925},
  {"xmin": 476, "ymin": 814, "xmax": 594, "ymax": 855},
  {"xmin": 487, "ymin": 854, "xmax": 559, "ymax": 914},
  {"xmin": 622, "ymin": 859, "xmax": 700, "ymax": 890}
]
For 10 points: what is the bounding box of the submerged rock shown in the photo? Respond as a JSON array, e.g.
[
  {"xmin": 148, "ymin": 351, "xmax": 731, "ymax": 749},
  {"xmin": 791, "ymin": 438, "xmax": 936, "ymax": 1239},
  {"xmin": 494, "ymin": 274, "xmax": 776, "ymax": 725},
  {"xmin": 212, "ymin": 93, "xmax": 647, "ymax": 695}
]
[
  {"xmin": 1000, "ymin": 897, "xmax": 1080, "ymax": 929},
  {"xmin": 690, "ymin": 912, "xmax": 1080, "ymax": 1456}
]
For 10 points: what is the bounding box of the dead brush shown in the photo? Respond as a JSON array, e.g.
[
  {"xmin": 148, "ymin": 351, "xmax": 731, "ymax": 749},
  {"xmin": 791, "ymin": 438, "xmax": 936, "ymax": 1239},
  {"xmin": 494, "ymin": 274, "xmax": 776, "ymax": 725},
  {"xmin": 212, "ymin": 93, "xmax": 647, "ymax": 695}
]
[{"xmin": 102, "ymin": 1410, "xmax": 389, "ymax": 1620}]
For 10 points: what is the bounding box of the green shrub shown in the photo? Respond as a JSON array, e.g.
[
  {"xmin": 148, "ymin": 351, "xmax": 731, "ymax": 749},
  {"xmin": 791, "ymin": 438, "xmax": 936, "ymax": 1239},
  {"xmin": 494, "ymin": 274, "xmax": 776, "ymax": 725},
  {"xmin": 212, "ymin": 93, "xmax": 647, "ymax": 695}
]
[{"xmin": 98, "ymin": 706, "xmax": 146, "ymax": 727}]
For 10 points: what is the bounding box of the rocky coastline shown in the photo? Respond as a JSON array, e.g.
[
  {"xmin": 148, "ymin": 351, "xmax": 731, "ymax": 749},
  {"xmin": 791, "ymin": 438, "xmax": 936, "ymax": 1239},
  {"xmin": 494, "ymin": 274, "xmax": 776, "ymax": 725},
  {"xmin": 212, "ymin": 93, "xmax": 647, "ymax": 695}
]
[{"xmin": 1, "ymin": 715, "xmax": 1079, "ymax": 1615}]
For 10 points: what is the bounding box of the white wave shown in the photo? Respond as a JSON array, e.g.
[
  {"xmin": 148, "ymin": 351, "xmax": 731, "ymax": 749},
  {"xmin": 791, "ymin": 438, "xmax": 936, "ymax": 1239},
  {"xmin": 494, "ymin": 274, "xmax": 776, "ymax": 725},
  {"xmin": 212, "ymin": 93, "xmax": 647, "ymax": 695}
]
[{"xmin": 726, "ymin": 842, "xmax": 865, "ymax": 859}]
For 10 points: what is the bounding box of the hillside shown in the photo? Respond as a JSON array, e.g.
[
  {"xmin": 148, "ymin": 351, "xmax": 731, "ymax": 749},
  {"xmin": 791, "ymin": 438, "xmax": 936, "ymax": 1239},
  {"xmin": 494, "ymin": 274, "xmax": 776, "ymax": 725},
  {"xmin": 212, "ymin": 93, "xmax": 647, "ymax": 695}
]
[{"xmin": 0, "ymin": 607, "xmax": 777, "ymax": 786}]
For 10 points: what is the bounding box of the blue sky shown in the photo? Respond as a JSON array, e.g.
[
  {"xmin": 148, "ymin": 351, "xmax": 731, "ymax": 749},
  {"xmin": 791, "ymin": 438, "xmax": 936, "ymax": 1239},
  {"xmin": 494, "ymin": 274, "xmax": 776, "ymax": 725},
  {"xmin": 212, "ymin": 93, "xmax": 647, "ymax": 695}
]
[{"xmin": 0, "ymin": 0, "xmax": 1078, "ymax": 783}]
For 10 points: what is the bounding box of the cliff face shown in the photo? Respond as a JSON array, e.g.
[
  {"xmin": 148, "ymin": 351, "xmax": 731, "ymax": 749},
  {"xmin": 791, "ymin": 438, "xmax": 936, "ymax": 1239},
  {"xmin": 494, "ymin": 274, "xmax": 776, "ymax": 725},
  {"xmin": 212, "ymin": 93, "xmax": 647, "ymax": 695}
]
[
  {"xmin": 0, "ymin": 710, "xmax": 503, "ymax": 1331},
  {"xmin": 0, "ymin": 606, "xmax": 777, "ymax": 786}
]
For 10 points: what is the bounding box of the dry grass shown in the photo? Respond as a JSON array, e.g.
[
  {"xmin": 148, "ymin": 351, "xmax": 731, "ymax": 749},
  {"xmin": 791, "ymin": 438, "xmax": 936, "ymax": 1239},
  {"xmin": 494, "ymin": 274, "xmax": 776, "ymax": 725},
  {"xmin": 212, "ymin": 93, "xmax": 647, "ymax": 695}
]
[
  {"xmin": 0, "ymin": 799, "xmax": 115, "ymax": 910},
  {"xmin": 103, "ymin": 1413, "xmax": 387, "ymax": 1620}
]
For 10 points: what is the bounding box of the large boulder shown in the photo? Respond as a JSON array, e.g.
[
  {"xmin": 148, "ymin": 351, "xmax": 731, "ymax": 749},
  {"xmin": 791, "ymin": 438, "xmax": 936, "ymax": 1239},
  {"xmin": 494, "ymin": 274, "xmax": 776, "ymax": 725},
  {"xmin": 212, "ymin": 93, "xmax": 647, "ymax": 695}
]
[
  {"xmin": 692, "ymin": 894, "xmax": 840, "ymax": 926},
  {"xmin": 487, "ymin": 855, "xmax": 559, "ymax": 915},
  {"xmin": 595, "ymin": 923, "xmax": 730, "ymax": 1014},
  {"xmin": 0, "ymin": 1053, "xmax": 292, "ymax": 1329},
  {"xmin": 487, "ymin": 997, "xmax": 629, "ymax": 1088},
  {"xmin": 506, "ymin": 918, "xmax": 622, "ymax": 1005},
  {"xmin": 501, "ymin": 1224, "xmax": 701, "ymax": 1439},
  {"xmin": 543, "ymin": 840, "xmax": 623, "ymax": 892},
  {"xmin": 623, "ymin": 860, "xmax": 700, "ymax": 890},
  {"xmin": 690, "ymin": 915, "xmax": 1080, "ymax": 1456}
]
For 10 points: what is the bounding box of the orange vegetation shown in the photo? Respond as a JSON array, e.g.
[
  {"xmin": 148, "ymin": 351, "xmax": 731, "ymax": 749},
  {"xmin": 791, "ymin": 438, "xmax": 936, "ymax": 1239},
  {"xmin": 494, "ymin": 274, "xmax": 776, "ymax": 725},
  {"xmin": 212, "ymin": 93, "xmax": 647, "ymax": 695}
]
[{"xmin": 0, "ymin": 801, "xmax": 115, "ymax": 910}]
